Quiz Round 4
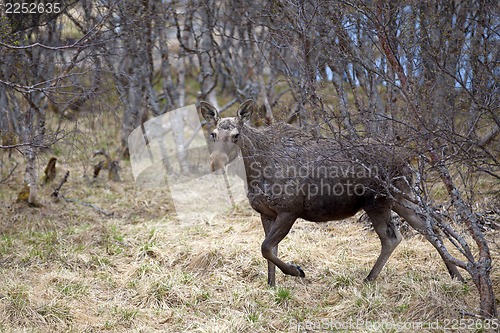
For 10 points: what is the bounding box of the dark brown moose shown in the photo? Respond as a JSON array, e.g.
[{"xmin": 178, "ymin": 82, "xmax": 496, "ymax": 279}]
[{"xmin": 199, "ymin": 100, "xmax": 463, "ymax": 287}]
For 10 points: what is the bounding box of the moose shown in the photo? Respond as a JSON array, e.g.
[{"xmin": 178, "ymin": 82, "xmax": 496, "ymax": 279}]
[{"xmin": 199, "ymin": 100, "xmax": 463, "ymax": 286}]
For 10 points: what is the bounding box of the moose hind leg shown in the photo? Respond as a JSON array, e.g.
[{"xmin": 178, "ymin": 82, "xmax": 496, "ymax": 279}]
[
  {"xmin": 364, "ymin": 205, "xmax": 402, "ymax": 281},
  {"xmin": 261, "ymin": 212, "xmax": 304, "ymax": 285},
  {"xmin": 261, "ymin": 215, "xmax": 279, "ymax": 287}
]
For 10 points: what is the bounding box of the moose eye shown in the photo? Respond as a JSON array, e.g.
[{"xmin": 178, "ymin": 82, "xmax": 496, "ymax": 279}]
[
  {"xmin": 232, "ymin": 133, "xmax": 240, "ymax": 142},
  {"xmin": 210, "ymin": 132, "xmax": 216, "ymax": 141}
]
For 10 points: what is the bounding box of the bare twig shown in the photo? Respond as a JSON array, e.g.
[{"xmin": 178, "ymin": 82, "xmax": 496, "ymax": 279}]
[
  {"xmin": 51, "ymin": 171, "xmax": 70, "ymax": 198},
  {"xmin": 0, "ymin": 161, "xmax": 18, "ymax": 183},
  {"xmin": 60, "ymin": 195, "xmax": 114, "ymax": 217},
  {"xmin": 93, "ymin": 149, "xmax": 112, "ymax": 162}
]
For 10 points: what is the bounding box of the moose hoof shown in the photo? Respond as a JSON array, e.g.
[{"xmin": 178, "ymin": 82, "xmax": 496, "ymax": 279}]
[
  {"xmin": 295, "ymin": 265, "xmax": 305, "ymax": 278},
  {"xmin": 363, "ymin": 275, "xmax": 375, "ymax": 283}
]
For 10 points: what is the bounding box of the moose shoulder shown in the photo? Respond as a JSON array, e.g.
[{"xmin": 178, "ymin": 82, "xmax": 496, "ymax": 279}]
[{"xmin": 199, "ymin": 100, "xmax": 463, "ymax": 287}]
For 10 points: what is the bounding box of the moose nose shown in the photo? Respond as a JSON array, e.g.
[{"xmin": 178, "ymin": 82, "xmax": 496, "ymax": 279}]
[{"xmin": 209, "ymin": 152, "xmax": 229, "ymax": 174}]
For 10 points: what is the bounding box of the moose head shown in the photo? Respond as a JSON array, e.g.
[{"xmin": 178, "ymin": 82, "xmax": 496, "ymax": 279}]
[{"xmin": 199, "ymin": 100, "xmax": 254, "ymax": 172}]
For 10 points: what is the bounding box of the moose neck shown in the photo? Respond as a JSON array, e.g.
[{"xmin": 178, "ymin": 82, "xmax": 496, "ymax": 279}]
[{"xmin": 237, "ymin": 124, "xmax": 274, "ymax": 181}]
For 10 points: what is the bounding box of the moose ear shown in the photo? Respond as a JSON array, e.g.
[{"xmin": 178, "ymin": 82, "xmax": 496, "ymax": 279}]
[
  {"xmin": 236, "ymin": 99, "xmax": 255, "ymax": 124},
  {"xmin": 199, "ymin": 101, "xmax": 219, "ymax": 126}
]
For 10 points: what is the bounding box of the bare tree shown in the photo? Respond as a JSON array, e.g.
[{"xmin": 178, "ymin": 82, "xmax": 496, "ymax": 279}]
[
  {"xmin": 1, "ymin": 2, "xmax": 76, "ymax": 203},
  {"xmin": 0, "ymin": 0, "xmax": 113, "ymax": 203}
]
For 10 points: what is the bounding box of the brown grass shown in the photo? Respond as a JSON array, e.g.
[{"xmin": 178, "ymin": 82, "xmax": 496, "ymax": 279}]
[{"xmin": 0, "ymin": 158, "xmax": 498, "ymax": 333}]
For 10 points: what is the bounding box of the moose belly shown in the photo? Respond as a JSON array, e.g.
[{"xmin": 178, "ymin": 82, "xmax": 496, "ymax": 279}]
[
  {"xmin": 246, "ymin": 180, "xmax": 371, "ymax": 221},
  {"xmin": 300, "ymin": 193, "xmax": 367, "ymax": 222}
]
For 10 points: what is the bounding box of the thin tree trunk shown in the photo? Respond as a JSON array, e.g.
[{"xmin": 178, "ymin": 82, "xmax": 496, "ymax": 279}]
[
  {"xmin": 330, "ymin": 63, "xmax": 357, "ymax": 138},
  {"xmin": 197, "ymin": 1, "xmax": 217, "ymax": 107},
  {"xmin": 429, "ymin": 150, "xmax": 497, "ymax": 318}
]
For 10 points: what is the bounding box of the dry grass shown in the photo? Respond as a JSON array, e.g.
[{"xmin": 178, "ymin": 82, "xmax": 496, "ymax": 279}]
[{"xmin": 0, "ymin": 159, "xmax": 498, "ymax": 333}]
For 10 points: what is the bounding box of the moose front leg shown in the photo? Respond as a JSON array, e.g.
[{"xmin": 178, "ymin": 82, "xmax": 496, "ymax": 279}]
[
  {"xmin": 261, "ymin": 213, "xmax": 304, "ymax": 286},
  {"xmin": 261, "ymin": 215, "xmax": 279, "ymax": 286},
  {"xmin": 267, "ymin": 246, "xmax": 278, "ymax": 287}
]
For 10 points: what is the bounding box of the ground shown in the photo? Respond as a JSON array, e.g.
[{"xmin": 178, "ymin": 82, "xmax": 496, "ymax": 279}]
[{"xmin": 0, "ymin": 160, "xmax": 498, "ymax": 333}]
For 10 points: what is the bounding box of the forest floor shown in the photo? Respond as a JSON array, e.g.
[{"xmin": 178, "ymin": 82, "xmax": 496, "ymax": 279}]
[{"xmin": 0, "ymin": 156, "xmax": 499, "ymax": 333}]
